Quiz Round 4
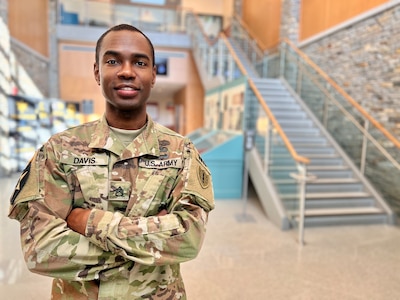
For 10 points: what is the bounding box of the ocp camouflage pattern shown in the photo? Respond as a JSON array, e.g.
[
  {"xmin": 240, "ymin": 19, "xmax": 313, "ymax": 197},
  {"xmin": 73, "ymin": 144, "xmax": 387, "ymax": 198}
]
[{"xmin": 9, "ymin": 115, "xmax": 214, "ymax": 299}]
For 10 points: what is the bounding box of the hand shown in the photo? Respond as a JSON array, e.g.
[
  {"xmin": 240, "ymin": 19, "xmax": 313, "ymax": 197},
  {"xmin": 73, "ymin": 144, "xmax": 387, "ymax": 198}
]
[
  {"xmin": 157, "ymin": 209, "xmax": 168, "ymax": 216},
  {"xmin": 66, "ymin": 207, "xmax": 91, "ymax": 235}
]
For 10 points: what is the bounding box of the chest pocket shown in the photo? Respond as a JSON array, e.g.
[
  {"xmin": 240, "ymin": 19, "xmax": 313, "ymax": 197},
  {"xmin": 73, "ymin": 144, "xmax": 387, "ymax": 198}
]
[
  {"xmin": 127, "ymin": 158, "xmax": 182, "ymax": 217},
  {"xmin": 62, "ymin": 154, "xmax": 109, "ymax": 210}
]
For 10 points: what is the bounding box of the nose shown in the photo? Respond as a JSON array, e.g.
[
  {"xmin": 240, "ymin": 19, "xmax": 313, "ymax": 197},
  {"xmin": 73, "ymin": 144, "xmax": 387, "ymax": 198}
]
[{"xmin": 117, "ymin": 62, "xmax": 136, "ymax": 79}]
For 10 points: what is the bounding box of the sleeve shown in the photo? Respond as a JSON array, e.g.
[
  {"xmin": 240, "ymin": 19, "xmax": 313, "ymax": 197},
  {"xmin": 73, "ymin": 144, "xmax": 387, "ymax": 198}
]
[
  {"xmin": 84, "ymin": 140, "xmax": 215, "ymax": 266},
  {"xmin": 8, "ymin": 143, "xmax": 129, "ymax": 281}
]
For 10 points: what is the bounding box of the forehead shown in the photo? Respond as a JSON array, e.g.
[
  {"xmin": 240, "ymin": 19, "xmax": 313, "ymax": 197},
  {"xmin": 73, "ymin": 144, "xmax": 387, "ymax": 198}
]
[{"xmin": 99, "ymin": 30, "xmax": 152, "ymax": 57}]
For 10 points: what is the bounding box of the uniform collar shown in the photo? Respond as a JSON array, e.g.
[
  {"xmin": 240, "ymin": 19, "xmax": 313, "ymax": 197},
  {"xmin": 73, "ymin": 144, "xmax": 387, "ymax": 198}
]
[{"xmin": 89, "ymin": 114, "xmax": 160, "ymax": 159}]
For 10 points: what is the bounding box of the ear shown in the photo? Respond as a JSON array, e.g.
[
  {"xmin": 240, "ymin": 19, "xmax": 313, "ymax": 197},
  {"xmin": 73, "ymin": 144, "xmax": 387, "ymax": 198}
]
[
  {"xmin": 94, "ymin": 62, "xmax": 100, "ymax": 85},
  {"xmin": 151, "ymin": 65, "xmax": 156, "ymax": 88}
]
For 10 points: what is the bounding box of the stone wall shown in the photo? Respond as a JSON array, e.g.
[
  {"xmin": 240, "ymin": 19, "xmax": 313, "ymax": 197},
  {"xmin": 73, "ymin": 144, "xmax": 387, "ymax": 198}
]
[
  {"xmin": 299, "ymin": 3, "xmax": 400, "ymax": 139},
  {"xmin": 280, "ymin": 0, "xmax": 300, "ymax": 45}
]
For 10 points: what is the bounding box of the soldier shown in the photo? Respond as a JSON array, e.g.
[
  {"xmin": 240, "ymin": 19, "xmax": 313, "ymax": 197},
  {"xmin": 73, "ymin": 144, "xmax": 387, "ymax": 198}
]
[{"xmin": 8, "ymin": 24, "xmax": 214, "ymax": 299}]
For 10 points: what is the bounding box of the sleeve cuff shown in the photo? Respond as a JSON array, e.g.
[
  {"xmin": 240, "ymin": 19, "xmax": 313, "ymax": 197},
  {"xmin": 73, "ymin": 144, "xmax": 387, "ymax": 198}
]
[{"xmin": 85, "ymin": 209, "xmax": 114, "ymax": 251}]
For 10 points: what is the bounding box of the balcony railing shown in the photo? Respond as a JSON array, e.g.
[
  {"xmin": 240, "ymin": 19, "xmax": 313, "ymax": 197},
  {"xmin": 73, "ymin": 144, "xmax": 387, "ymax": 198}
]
[{"xmin": 58, "ymin": 0, "xmax": 187, "ymax": 33}]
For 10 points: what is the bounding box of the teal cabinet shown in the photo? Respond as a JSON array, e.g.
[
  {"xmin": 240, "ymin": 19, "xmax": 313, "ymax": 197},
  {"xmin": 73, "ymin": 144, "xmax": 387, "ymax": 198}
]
[{"xmin": 189, "ymin": 130, "xmax": 244, "ymax": 199}]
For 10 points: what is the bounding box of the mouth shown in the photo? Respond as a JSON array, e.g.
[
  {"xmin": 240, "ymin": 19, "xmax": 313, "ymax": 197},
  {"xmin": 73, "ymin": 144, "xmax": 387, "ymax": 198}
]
[{"xmin": 115, "ymin": 84, "xmax": 140, "ymax": 97}]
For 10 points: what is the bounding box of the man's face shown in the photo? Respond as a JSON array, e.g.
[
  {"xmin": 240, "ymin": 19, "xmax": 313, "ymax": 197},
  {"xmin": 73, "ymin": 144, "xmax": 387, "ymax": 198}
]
[{"xmin": 94, "ymin": 30, "xmax": 156, "ymax": 114}]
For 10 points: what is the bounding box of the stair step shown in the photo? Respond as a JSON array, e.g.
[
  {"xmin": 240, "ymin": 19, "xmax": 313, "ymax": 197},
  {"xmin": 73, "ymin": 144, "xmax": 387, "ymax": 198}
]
[
  {"xmin": 280, "ymin": 121, "xmax": 314, "ymax": 128},
  {"xmin": 306, "ymin": 198, "xmax": 375, "ymax": 209},
  {"xmin": 288, "ymin": 137, "xmax": 328, "ymax": 144},
  {"xmin": 269, "ymin": 165, "xmax": 350, "ymax": 171},
  {"xmin": 311, "ymin": 178, "xmax": 358, "ymax": 184},
  {"xmin": 304, "ymin": 206, "xmax": 383, "ymax": 217},
  {"xmin": 307, "ymin": 165, "xmax": 349, "ymax": 170},
  {"xmin": 264, "ymin": 96, "xmax": 296, "ymax": 103},
  {"xmin": 305, "ymin": 153, "xmax": 339, "ymax": 158},
  {"xmin": 290, "ymin": 142, "xmax": 331, "ymax": 148},
  {"xmin": 280, "ymin": 191, "xmax": 371, "ymax": 201},
  {"xmin": 269, "ymin": 104, "xmax": 302, "ymax": 112},
  {"xmin": 308, "ymin": 169, "xmax": 354, "ymax": 179},
  {"xmin": 306, "ymin": 191, "xmax": 370, "ymax": 199},
  {"xmin": 296, "ymin": 147, "xmax": 337, "ymax": 155},
  {"xmin": 285, "ymin": 131, "xmax": 322, "ymax": 137},
  {"xmin": 274, "ymin": 178, "xmax": 359, "ymax": 184},
  {"xmin": 252, "ymin": 78, "xmax": 282, "ymax": 84},
  {"xmin": 273, "ymin": 112, "xmax": 308, "ymax": 119}
]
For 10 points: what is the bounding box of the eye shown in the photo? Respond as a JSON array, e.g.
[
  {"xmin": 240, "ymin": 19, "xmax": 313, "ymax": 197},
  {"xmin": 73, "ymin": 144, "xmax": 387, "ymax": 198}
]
[
  {"xmin": 136, "ymin": 60, "xmax": 147, "ymax": 67},
  {"xmin": 106, "ymin": 59, "xmax": 118, "ymax": 65}
]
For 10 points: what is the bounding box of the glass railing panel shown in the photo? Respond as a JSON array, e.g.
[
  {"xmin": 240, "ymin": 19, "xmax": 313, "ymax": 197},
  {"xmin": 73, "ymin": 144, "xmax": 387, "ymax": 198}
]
[
  {"xmin": 59, "ymin": 0, "xmax": 184, "ymax": 32},
  {"xmin": 265, "ymin": 54, "xmax": 281, "ymax": 79},
  {"xmin": 230, "ymin": 19, "xmax": 264, "ymax": 67},
  {"xmin": 269, "ymin": 133, "xmax": 299, "ymax": 221},
  {"xmin": 368, "ymin": 126, "xmax": 400, "ymax": 161},
  {"xmin": 248, "ymin": 86, "xmax": 299, "ymax": 226},
  {"xmin": 59, "ymin": 0, "xmax": 111, "ymax": 26},
  {"xmin": 299, "ymin": 74, "xmax": 325, "ymax": 122},
  {"xmin": 326, "ymin": 105, "xmax": 364, "ymax": 168},
  {"xmin": 84, "ymin": 1, "xmax": 113, "ymax": 26},
  {"xmin": 364, "ymin": 141, "xmax": 400, "ymax": 217},
  {"xmin": 281, "ymin": 48, "xmax": 300, "ymax": 89}
]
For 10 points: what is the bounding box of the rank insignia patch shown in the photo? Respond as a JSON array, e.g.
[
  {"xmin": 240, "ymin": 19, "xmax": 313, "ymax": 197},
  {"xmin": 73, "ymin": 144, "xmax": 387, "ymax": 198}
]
[
  {"xmin": 109, "ymin": 181, "xmax": 131, "ymax": 201},
  {"xmin": 114, "ymin": 186, "xmax": 124, "ymax": 197}
]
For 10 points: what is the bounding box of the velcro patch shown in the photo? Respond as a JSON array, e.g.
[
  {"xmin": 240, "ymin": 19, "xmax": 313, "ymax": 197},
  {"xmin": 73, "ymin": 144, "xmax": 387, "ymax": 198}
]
[
  {"xmin": 109, "ymin": 181, "xmax": 131, "ymax": 201},
  {"xmin": 60, "ymin": 154, "xmax": 108, "ymax": 166},
  {"xmin": 139, "ymin": 158, "xmax": 182, "ymax": 169}
]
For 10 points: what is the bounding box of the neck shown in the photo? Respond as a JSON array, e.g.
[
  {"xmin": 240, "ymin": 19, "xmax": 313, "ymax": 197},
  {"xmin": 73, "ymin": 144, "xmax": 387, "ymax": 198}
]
[{"xmin": 106, "ymin": 111, "xmax": 147, "ymax": 130}]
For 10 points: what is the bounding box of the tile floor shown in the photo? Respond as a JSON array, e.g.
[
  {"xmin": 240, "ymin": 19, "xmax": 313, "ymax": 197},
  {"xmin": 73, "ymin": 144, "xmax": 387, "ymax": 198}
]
[{"xmin": 1, "ymin": 173, "xmax": 400, "ymax": 299}]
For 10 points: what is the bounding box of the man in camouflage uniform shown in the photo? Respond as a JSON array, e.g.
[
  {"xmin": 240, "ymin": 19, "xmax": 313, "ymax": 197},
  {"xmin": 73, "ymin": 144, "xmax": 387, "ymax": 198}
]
[{"xmin": 8, "ymin": 24, "xmax": 214, "ymax": 299}]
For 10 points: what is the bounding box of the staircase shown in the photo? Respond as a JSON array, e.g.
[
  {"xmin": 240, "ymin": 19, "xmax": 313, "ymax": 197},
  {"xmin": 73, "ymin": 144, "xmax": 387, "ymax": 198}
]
[
  {"xmin": 228, "ymin": 40, "xmax": 393, "ymax": 227},
  {"xmin": 253, "ymin": 77, "xmax": 392, "ymax": 226}
]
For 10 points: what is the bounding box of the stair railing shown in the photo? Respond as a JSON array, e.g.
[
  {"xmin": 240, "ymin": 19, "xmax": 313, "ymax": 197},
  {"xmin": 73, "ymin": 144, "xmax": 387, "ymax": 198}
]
[
  {"xmin": 230, "ymin": 15, "xmax": 265, "ymax": 67},
  {"xmin": 273, "ymin": 39, "xmax": 400, "ymax": 219},
  {"xmin": 224, "ymin": 33, "xmax": 311, "ymax": 243},
  {"xmin": 186, "ymin": 12, "xmax": 313, "ymax": 242},
  {"xmin": 228, "ymin": 14, "xmax": 399, "ymax": 221}
]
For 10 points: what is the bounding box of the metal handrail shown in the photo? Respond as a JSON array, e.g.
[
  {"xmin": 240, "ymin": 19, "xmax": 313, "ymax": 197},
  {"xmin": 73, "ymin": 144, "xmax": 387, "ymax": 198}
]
[
  {"xmin": 290, "ymin": 54, "xmax": 400, "ymax": 170},
  {"xmin": 221, "ymin": 33, "xmax": 309, "ymax": 165},
  {"xmin": 283, "ymin": 38, "xmax": 400, "ymax": 150}
]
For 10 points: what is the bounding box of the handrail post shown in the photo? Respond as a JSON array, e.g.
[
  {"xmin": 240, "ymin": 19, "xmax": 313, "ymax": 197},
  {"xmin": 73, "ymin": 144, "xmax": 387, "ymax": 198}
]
[
  {"xmin": 228, "ymin": 55, "xmax": 234, "ymax": 81},
  {"xmin": 296, "ymin": 60, "xmax": 302, "ymax": 95},
  {"xmin": 360, "ymin": 119, "xmax": 369, "ymax": 174},
  {"xmin": 217, "ymin": 39, "xmax": 224, "ymax": 79},
  {"xmin": 290, "ymin": 164, "xmax": 315, "ymax": 246},
  {"xmin": 262, "ymin": 56, "xmax": 268, "ymax": 78},
  {"xmin": 297, "ymin": 163, "xmax": 306, "ymax": 246},
  {"xmin": 208, "ymin": 47, "xmax": 214, "ymax": 77},
  {"xmin": 322, "ymin": 91, "xmax": 329, "ymax": 128},
  {"xmin": 264, "ymin": 118, "xmax": 271, "ymax": 172},
  {"xmin": 251, "ymin": 40, "xmax": 257, "ymax": 65},
  {"xmin": 279, "ymin": 42, "xmax": 286, "ymax": 78}
]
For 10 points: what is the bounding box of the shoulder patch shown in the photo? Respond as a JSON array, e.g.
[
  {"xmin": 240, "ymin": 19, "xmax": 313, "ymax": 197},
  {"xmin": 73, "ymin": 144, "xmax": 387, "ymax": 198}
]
[
  {"xmin": 197, "ymin": 161, "xmax": 211, "ymax": 189},
  {"xmin": 10, "ymin": 162, "xmax": 31, "ymax": 205},
  {"xmin": 185, "ymin": 150, "xmax": 214, "ymax": 211}
]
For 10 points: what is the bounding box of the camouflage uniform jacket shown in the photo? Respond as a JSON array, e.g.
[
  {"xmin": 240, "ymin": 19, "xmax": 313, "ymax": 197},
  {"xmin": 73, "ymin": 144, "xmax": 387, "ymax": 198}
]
[{"xmin": 8, "ymin": 115, "xmax": 214, "ymax": 299}]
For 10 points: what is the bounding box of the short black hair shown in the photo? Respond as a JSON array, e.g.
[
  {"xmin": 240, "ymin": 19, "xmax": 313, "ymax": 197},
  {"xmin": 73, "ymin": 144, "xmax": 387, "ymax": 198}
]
[{"xmin": 95, "ymin": 24, "xmax": 155, "ymax": 66}]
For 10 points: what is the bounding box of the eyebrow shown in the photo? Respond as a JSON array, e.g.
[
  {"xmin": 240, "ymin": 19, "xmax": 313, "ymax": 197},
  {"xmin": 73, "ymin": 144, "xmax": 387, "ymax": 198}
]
[{"xmin": 102, "ymin": 50, "xmax": 151, "ymax": 61}]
